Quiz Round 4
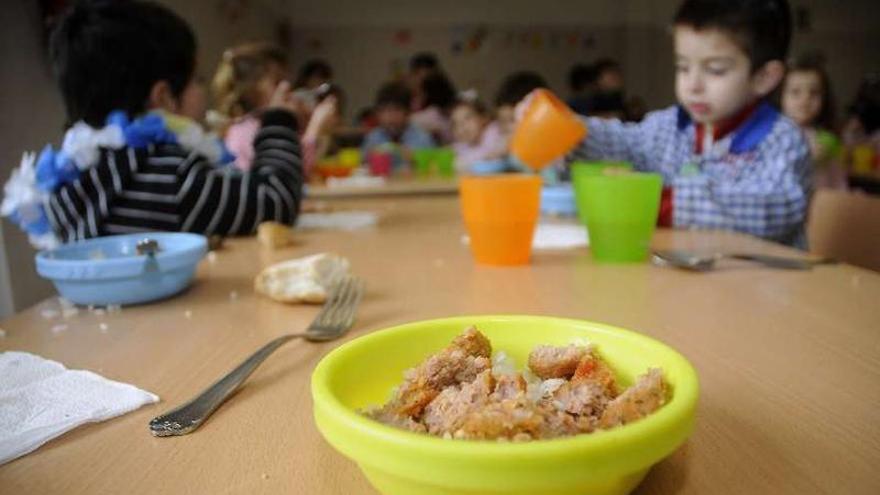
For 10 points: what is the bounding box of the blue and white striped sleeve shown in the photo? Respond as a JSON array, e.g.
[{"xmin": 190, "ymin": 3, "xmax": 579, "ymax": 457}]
[{"xmin": 672, "ymin": 128, "xmax": 811, "ymax": 242}]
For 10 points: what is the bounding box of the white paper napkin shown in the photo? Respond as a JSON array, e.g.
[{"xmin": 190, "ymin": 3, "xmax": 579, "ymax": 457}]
[
  {"xmin": 296, "ymin": 211, "xmax": 378, "ymax": 231},
  {"xmin": 0, "ymin": 351, "xmax": 159, "ymax": 465},
  {"xmin": 532, "ymin": 223, "xmax": 589, "ymax": 250},
  {"xmin": 460, "ymin": 223, "xmax": 589, "ymax": 251}
]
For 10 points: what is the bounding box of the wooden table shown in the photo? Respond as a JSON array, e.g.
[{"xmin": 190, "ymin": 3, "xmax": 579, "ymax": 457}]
[
  {"xmin": 306, "ymin": 177, "xmax": 458, "ymax": 199},
  {"xmin": 1, "ymin": 196, "xmax": 878, "ymax": 494}
]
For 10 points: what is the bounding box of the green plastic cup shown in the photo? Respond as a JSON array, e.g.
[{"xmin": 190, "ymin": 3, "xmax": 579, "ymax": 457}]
[
  {"xmin": 434, "ymin": 148, "xmax": 456, "ymax": 178},
  {"xmin": 573, "ymin": 172, "xmax": 662, "ymax": 263},
  {"xmin": 412, "ymin": 148, "xmax": 435, "ymax": 178},
  {"xmin": 571, "ymin": 161, "xmax": 633, "ymax": 224}
]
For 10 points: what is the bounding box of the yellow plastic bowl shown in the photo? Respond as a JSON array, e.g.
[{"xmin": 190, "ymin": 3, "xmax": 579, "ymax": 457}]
[{"xmin": 311, "ymin": 315, "xmax": 699, "ymax": 495}]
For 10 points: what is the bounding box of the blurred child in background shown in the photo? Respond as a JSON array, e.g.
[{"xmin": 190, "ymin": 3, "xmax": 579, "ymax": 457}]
[
  {"xmin": 2, "ymin": 0, "xmax": 304, "ymax": 248},
  {"xmin": 779, "ymin": 54, "xmax": 845, "ymax": 188},
  {"xmin": 841, "ymin": 75, "xmax": 880, "ymax": 172},
  {"xmin": 362, "ymin": 82, "xmax": 434, "ymax": 169},
  {"xmin": 494, "ymin": 71, "xmax": 548, "ymax": 144},
  {"xmin": 213, "ymin": 42, "xmax": 291, "ymax": 170},
  {"xmin": 410, "ymin": 72, "xmax": 457, "ymax": 145},
  {"xmin": 294, "ymin": 59, "xmax": 333, "ymax": 91},
  {"xmin": 450, "ymin": 96, "xmax": 507, "ymax": 172},
  {"xmin": 408, "ymin": 52, "xmax": 441, "ymax": 111},
  {"xmin": 567, "ymin": 63, "xmax": 597, "ymax": 116}
]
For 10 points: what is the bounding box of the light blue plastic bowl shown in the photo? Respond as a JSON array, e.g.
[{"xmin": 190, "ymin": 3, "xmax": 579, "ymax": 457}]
[
  {"xmin": 35, "ymin": 232, "xmax": 207, "ymax": 306},
  {"xmin": 469, "ymin": 159, "xmax": 508, "ymax": 175},
  {"xmin": 541, "ymin": 184, "xmax": 578, "ymax": 216}
]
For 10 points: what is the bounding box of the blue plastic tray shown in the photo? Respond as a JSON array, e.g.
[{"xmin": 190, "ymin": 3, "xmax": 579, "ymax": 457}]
[
  {"xmin": 36, "ymin": 233, "xmax": 207, "ymax": 306},
  {"xmin": 540, "ymin": 184, "xmax": 577, "ymax": 216}
]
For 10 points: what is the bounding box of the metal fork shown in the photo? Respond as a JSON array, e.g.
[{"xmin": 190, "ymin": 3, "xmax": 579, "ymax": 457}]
[{"xmin": 148, "ymin": 275, "xmax": 364, "ymax": 436}]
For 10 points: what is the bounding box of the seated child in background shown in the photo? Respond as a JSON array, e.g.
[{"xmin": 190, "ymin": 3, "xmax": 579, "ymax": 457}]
[
  {"xmin": 212, "ymin": 42, "xmax": 289, "ymax": 170},
  {"xmin": 566, "ymin": 64, "xmax": 597, "ymax": 116},
  {"xmin": 1, "ymin": 0, "xmax": 304, "ymax": 248},
  {"xmin": 565, "ymin": 0, "xmax": 811, "ymax": 246},
  {"xmin": 494, "ymin": 71, "xmax": 548, "ymax": 145},
  {"xmin": 302, "ymin": 86, "xmax": 346, "ymax": 177},
  {"xmin": 841, "ymin": 76, "xmax": 880, "ymax": 169},
  {"xmin": 450, "ymin": 97, "xmax": 507, "ymax": 173},
  {"xmin": 410, "ymin": 72, "xmax": 457, "ymax": 145},
  {"xmin": 779, "ymin": 55, "xmax": 845, "ymax": 189},
  {"xmin": 362, "ymin": 82, "xmax": 435, "ymax": 168},
  {"xmin": 294, "ymin": 59, "xmax": 333, "ymax": 91}
]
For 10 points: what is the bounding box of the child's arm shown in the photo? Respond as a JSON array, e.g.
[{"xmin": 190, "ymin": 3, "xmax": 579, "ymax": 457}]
[
  {"xmin": 568, "ymin": 113, "xmax": 664, "ymax": 170},
  {"xmin": 672, "ymin": 137, "xmax": 811, "ymax": 242},
  {"xmin": 45, "ymin": 110, "xmax": 303, "ymax": 243},
  {"xmin": 175, "ymin": 109, "xmax": 303, "ymax": 235}
]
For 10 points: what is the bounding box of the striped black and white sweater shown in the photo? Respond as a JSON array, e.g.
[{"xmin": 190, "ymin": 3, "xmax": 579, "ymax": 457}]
[{"xmin": 46, "ymin": 110, "xmax": 303, "ymax": 242}]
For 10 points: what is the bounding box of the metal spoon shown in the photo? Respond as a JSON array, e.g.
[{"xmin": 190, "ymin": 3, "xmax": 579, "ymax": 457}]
[{"xmin": 652, "ymin": 249, "xmax": 835, "ymax": 271}]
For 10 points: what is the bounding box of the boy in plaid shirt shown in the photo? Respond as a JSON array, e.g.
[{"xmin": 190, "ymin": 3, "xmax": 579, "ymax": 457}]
[{"xmin": 569, "ymin": 0, "xmax": 810, "ymax": 246}]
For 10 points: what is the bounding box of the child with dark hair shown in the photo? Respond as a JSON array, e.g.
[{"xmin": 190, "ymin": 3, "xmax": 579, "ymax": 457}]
[
  {"xmin": 779, "ymin": 54, "xmax": 844, "ymax": 188},
  {"xmin": 294, "ymin": 59, "xmax": 333, "ymax": 90},
  {"xmin": 841, "ymin": 75, "xmax": 880, "ymax": 170},
  {"xmin": 411, "ymin": 72, "xmax": 458, "ymax": 144},
  {"xmin": 361, "ymin": 82, "xmax": 434, "ymax": 164},
  {"xmin": 564, "ymin": 0, "xmax": 811, "ymax": 245},
  {"xmin": 495, "ymin": 71, "xmax": 548, "ymax": 140},
  {"xmin": 1, "ymin": 0, "xmax": 304, "ymax": 248},
  {"xmin": 408, "ymin": 52, "xmax": 441, "ymax": 111},
  {"xmin": 567, "ymin": 64, "xmax": 597, "ymax": 116}
]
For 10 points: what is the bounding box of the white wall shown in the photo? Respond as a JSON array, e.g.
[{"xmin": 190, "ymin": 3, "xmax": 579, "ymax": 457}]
[
  {"xmin": 273, "ymin": 0, "xmax": 878, "ymax": 121},
  {"xmin": 0, "ymin": 1, "xmax": 66, "ymax": 318}
]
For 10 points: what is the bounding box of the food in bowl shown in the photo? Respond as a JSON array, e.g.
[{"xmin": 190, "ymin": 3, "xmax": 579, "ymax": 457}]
[{"xmin": 363, "ymin": 327, "xmax": 667, "ymax": 441}]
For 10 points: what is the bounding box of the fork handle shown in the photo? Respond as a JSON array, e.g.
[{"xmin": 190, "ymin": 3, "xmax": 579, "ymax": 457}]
[{"xmin": 149, "ymin": 333, "xmax": 303, "ymax": 436}]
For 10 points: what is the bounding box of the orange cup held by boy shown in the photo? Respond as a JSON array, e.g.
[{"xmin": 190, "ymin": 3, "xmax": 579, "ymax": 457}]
[
  {"xmin": 459, "ymin": 174, "xmax": 541, "ymax": 265},
  {"xmin": 510, "ymin": 89, "xmax": 587, "ymax": 170}
]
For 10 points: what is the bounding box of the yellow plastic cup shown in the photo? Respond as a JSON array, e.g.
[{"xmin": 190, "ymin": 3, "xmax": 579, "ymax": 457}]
[
  {"xmin": 311, "ymin": 315, "xmax": 700, "ymax": 495},
  {"xmin": 459, "ymin": 174, "xmax": 541, "ymax": 265},
  {"xmin": 510, "ymin": 89, "xmax": 587, "ymax": 171},
  {"xmin": 338, "ymin": 147, "xmax": 362, "ymax": 168},
  {"xmin": 851, "ymin": 145, "xmax": 875, "ymax": 174}
]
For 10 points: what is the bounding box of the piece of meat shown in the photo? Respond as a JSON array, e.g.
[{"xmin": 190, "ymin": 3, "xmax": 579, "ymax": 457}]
[
  {"xmin": 423, "ymin": 370, "xmax": 495, "ymax": 435},
  {"xmin": 492, "ymin": 373, "xmax": 528, "ymax": 401},
  {"xmin": 571, "ymin": 350, "xmax": 619, "ymax": 398},
  {"xmin": 598, "ymin": 368, "xmax": 667, "ymax": 429},
  {"xmin": 386, "ymin": 327, "xmax": 492, "ymax": 417},
  {"xmin": 365, "ymin": 407, "xmax": 428, "ymax": 433},
  {"xmin": 528, "ymin": 344, "xmax": 589, "ymax": 379},
  {"xmin": 450, "ymin": 326, "xmax": 492, "ymax": 358},
  {"xmin": 454, "ymin": 398, "xmax": 546, "ymax": 441},
  {"xmin": 547, "ymin": 380, "xmax": 609, "ymax": 417}
]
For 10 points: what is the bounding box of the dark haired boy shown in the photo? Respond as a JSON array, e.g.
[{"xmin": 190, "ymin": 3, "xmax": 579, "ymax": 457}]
[{"xmin": 569, "ymin": 0, "xmax": 810, "ymax": 245}]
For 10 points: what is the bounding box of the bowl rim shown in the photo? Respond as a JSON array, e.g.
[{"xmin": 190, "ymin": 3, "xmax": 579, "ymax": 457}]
[
  {"xmin": 35, "ymin": 232, "xmax": 207, "ymax": 280},
  {"xmin": 312, "ymin": 314, "xmax": 699, "ymax": 464}
]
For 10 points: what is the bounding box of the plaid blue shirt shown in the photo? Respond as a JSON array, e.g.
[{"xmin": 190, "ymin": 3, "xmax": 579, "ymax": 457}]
[{"xmin": 571, "ymin": 102, "xmax": 812, "ymax": 246}]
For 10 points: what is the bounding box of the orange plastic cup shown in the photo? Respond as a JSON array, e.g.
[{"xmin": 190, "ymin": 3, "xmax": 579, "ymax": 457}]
[
  {"xmin": 459, "ymin": 174, "xmax": 541, "ymax": 265},
  {"xmin": 510, "ymin": 89, "xmax": 587, "ymax": 170}
]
